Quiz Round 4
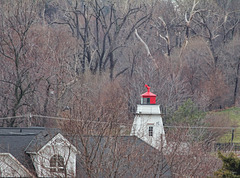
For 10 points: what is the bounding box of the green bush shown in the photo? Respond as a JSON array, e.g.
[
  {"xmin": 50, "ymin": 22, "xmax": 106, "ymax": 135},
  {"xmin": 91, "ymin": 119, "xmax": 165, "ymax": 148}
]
[
  {"xmin": 169, "ymin": 99, "xmax": 205, "ymax": 125},
  {"xmin": 215, "ymin": 152, "xmax": 240, "ymax": 177}
]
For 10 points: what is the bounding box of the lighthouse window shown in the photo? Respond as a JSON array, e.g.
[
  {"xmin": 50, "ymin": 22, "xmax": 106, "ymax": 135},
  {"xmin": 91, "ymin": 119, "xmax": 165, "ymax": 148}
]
[
  {"xmin": 147, "ymin": 98, "xmax": 150, "ymax": 104},
  {"xmin": 142, "ymin": 98, "xmax": 150, "ymax": 104},
  {"xmin": 149, "ymin": 126, "xmax": 153, "ymax": 136}
]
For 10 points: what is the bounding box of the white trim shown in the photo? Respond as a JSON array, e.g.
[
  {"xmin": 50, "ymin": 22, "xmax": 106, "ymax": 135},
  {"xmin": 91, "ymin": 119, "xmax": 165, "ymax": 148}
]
[
  {"xmin": 38, "ymin": 133, "xmax": 77, "ymax": 153},
  {"xmin": 26, "ymin": 133, "xmax": 77, "ymax": 154}
]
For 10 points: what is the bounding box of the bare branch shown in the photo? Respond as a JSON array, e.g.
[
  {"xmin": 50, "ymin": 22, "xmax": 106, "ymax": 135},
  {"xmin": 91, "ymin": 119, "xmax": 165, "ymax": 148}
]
[
  {"xmin": 135, "ymin": 29, "xmax": 158, "ymax": 67},
  {"xmin": 135, "ymin": 29, "xmax": 151, "ymax": 56}
]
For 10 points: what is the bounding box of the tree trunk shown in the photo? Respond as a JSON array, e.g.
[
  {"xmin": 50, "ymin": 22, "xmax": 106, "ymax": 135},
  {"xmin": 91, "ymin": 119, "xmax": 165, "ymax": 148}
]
[{"xmin": 233, "ymin": 59, "xmax": 240, "ymax": 105}]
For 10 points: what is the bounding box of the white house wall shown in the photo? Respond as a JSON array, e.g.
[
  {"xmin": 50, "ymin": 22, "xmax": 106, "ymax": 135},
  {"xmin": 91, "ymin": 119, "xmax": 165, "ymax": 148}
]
[{"xmin": 0, "ymin": 153, "xmax": 32, "ymax": 177}]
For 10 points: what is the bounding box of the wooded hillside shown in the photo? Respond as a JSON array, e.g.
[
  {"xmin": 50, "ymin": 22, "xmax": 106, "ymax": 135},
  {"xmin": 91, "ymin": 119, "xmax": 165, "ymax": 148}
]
[{"xmin": 1, "ymin": 0, "xmax": 240, "ymax": 127}]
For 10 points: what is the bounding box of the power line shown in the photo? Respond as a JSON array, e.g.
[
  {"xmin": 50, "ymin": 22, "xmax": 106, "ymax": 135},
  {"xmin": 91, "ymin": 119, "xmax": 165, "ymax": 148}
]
[
  {"xmin": 0, "ymin": 114, "xmax": 29, "ymax": 120},
  {"xmin": 0, "ymin": 114, "xmax": 238, "ymax": 130},
  {"xmin": 32, "ymin": 115, "xmax": 111, "ymax": 124}
]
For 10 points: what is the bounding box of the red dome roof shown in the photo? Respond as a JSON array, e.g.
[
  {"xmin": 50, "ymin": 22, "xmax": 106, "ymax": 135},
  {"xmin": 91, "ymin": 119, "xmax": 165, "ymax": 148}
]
[
  {"xmin": 141, "ymin": 91, "xmax": 156, "ymax": 97},
  {"xmin": 141, "ymin": 85, "xmax": 156, "ymax": 104}
]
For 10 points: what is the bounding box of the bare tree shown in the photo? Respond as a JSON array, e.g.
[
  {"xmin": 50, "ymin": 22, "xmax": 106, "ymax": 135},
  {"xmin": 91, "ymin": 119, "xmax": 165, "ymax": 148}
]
[
  {"xmin": 0, "ymin": 0, "xmax": 41, "ymax": 126},
  {"xmin": 47, "ymin": 0, "xmax": 154, "ymax": 80},
  {"xmin": 164, "ymin": 127, "xmax": 221, "ymax": 177},
  {"xmin": 59, "ymin": 84, "xmax": 172, "ymax": 177}
]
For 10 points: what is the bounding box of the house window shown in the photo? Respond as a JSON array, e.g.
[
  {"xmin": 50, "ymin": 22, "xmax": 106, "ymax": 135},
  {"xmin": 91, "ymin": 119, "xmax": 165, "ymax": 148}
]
[
  {"xmin": 149, "ymin": 126, "xmax": 153, "ymax": 136},
  {"xmin": 50, "ymin": 155, "xmax": 64, "ymax": 173}
]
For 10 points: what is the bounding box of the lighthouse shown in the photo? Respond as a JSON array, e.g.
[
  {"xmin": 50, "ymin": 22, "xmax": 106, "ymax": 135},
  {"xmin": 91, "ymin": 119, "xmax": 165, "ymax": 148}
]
[{"xmin": 130, "ymin": 85, "xmax": 166, "ymax": 149}]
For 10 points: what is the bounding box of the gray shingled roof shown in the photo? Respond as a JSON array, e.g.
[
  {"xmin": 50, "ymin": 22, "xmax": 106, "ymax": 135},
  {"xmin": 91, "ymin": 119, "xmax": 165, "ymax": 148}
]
[
  {"xmin": 25, "ymin": 128, "xmax": 61, "ymax": 153},
  {"xmin": 0, "ymin": 127, "xmax": 45, "ymax": 173},
  {"xmin": 73, "ymin": 135, "xmax": 172, "ymax": 177}
]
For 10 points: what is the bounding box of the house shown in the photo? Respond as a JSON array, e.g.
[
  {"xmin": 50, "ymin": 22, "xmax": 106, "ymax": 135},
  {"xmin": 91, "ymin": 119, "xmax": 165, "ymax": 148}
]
[{"xmin": 0, "ymin": 127, "xmax": 172, "ymax": 177}]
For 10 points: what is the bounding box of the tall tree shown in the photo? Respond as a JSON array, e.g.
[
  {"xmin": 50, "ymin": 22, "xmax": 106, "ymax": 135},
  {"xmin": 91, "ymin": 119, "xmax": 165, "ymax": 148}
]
[{"xmin": 0, "ymin": 0, "xmax": 41, "ymax": 126}]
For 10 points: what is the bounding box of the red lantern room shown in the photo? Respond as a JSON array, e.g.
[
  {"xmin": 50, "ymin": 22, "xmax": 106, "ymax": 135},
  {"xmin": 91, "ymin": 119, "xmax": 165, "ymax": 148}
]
[{"xmin": 141, "ymin": 84, "xmax": 156, "ymax": 105}]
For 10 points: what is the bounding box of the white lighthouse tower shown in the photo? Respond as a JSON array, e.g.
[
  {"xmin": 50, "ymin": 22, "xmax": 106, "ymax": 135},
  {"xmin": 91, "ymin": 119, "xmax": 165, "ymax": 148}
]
[{"xmin": 130, "ymin": 85, "xmax": 166, "ymax": 149}]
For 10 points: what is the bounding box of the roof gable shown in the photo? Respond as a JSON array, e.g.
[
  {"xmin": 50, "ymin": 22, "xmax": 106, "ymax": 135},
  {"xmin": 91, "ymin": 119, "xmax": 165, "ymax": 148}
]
[{"xmin": 25, "ymin": 131, "xmax": 77, "ymax": 154}]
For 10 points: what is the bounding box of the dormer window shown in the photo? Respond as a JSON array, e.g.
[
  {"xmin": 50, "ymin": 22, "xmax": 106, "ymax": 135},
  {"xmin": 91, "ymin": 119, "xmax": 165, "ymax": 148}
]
[{"xmin": 50, "ymin": 155, "xmax": 64, "ymax": 173}]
